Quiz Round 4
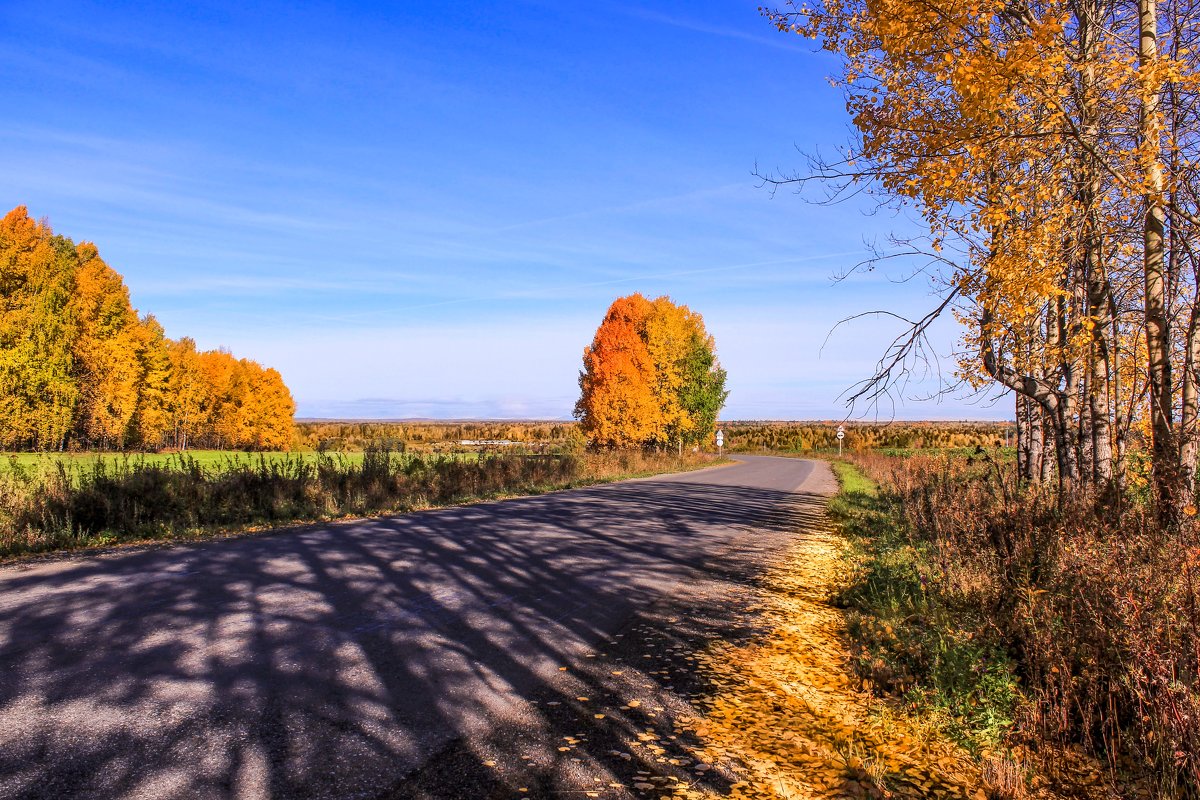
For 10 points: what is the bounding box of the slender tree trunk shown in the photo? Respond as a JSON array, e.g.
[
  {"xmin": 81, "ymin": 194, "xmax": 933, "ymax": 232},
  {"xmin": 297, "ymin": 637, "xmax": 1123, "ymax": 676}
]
[
  {"xmin": 1030, "ymin": 403, "xmax": 1045, "ymax": 484},
  {"xmin": 1140, "ymin": 0, "xmax": 1177, "ymax": 518},
  {"xmin": 1052, "ymin": 401, "xmax": 1077, "ymax": 493},
  {"xmin": 1112, "ymin": 312, "xmax": 1129, "ymax": 490},
  {"xmin": 1049, "ymin": 296, "xmax": 1080, "ymax": 489},
  {"xmin": 1168, "ymin": 63, "xmax": 1199, "ymax": 508},
  {"xmin": 1182, "ymin": 304, "xmax": 1200, "ymax": 507},
  {"xmin": 1074, "ymin": 0, "xmax": 1115, "ymax": 488},
  {"xmin": 1085, "ymin": 264, "xmax": 1115, "ymax": 486},
  {"xmin": 1080, "ymin": 370, "xmax": 1094, "ymax": 485},
  {"xmin": 1016, "ymin": 392, "xmax": 1029, "ymax": 480},
  {"xmin": 1040, "ymin": 407, "xmax": 1054, "ymax": 484},
  {"xmin": 1084, "ymin": 204, "xmax": 1115, "ymax": 486}
]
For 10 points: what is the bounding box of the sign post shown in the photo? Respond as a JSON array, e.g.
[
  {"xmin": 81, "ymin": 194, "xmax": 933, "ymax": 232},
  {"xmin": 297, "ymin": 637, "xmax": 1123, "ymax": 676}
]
[
  {"xmin": 836, "ymin": 425, "xmax": 845, "ymax": 456},
  {"xmin": 715, "ymin": 428, "xmax": 724, "ymax": 456}
]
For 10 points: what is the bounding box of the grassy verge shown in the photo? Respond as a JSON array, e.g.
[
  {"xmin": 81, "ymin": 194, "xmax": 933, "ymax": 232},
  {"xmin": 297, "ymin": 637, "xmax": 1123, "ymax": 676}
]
[
  {"xmin": 828, "ymin": 460, "xmax": 1031, "ymax": 796},
  {"xmin": 838, "ymin": 451, "xmax": 1200, "ymax": 799},
  {"xmin": 0, "ymin": 450, "xmax": 725, "ymax": 563},
  {"xmin": 1, "ymin": 450, "xmax": 324, "ymax": 473}
]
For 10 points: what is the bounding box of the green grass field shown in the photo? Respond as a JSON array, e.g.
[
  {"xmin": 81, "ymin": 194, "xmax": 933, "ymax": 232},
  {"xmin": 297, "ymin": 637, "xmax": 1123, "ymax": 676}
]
[
  {"xmin": 1, "ymin": 450, "xmax": 343, "ymax": 472},
  {"xmin": 0, "ymin": 449, "xmax": 492, "ymax": 476}
]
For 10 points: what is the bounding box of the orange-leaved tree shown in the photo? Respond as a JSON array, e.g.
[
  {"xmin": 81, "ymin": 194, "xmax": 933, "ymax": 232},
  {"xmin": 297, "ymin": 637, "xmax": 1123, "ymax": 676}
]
[
  {"xmin": 576, "ymin": 294, "xmax": 727, "ymax": 448},
  {"xmin": 575, "ymin": 294, "xmax": 659, "ymax": 447}
]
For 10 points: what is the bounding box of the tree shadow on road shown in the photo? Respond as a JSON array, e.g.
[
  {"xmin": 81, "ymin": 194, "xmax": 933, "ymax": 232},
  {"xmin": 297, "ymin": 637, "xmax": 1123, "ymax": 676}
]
[{"xmin": 0, "ymin": 466, "xmax": 831, "ymax": 799}]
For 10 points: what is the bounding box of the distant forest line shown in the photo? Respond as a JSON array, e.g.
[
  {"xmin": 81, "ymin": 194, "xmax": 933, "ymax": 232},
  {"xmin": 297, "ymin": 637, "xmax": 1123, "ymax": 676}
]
[{"xmin": 294, "ymin": 420, "xmax": 1011, "ymax": 453}]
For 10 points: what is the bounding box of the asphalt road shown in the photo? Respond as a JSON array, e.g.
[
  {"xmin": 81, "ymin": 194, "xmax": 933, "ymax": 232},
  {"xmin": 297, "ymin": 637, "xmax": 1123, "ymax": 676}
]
[{"xmin": 0, "ymin": 455, "xmax": 834, "ymax": 800}]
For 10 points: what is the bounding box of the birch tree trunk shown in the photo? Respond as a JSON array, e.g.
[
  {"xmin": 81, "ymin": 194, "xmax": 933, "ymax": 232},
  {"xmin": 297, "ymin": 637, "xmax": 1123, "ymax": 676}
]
[
  {"xmin": 1079, "ymin": 2, "xmax": 1114, "ymax": 487},
  {"xmin": 1140, "ymin": 0, "xmax": 1177, "ymax": 517},
  {"xmin": 1016, "ymin": 392, "xmax": 1030, "ymax": 480}
]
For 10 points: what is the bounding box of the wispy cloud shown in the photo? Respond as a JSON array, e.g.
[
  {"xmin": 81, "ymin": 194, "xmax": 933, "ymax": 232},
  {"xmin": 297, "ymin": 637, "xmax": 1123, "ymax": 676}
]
[
  {"xmin": 485, "ymin": 183, "xmax": 746, "ymax": 233},
  {"xmin": 620, "ymin": 7, "xmax": 813, "ymax": 52},
  {"xmin": 295, "ymin": 249, "xmax": 873, "ymax": 324}
]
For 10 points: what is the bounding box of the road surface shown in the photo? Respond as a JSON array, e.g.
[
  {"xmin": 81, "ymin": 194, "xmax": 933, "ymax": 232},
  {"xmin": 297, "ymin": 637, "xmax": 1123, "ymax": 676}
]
[{"xmin": 0, "ymin": 456, "xmax": 835, "ymax": 799}]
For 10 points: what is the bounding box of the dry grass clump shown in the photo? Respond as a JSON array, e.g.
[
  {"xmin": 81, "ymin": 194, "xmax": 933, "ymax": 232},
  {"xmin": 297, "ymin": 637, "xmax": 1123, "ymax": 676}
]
[
  {"xmin": 980, "ymin": 755, "xmax": 1031, "ymax": 800},
  {"xmin": 848, "ymin": 452, "xmax": 1200, "ymax": 798}
]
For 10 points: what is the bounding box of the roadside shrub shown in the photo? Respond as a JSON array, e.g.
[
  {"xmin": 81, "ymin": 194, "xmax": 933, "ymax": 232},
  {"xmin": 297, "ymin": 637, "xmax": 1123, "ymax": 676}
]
[{"xmin": 845, "ymin": 453, "xmax": 1200, "ymax": 797}]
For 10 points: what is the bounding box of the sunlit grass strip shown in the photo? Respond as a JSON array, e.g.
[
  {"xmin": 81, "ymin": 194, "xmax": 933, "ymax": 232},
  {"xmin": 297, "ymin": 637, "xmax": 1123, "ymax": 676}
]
[
  {"xmin": 0, "ymin": 449, "xmax": 490, "ymax": 475},
  {"xmin": 0, "ymin": 450, "xmax": 720, "ymax": 561}
]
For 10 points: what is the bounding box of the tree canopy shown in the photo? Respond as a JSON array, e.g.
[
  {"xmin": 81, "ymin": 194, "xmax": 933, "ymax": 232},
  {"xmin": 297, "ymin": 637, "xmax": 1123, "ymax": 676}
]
[
  {"xmin": 575, "ymin": 294, "xmax": 728, "ymax": 448},
  {"xmin": 0, "ymin": 206, "xmax": 295, "ymax": 451},
  {"xmin": 764, "ymin": 0, "xmax": 1200, "ymax": 517}
]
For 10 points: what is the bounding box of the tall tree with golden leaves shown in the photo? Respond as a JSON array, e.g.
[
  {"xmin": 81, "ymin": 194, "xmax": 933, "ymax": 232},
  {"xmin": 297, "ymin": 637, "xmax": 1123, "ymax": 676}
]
[
  {"xmin": 130, "ymin": 314, "xmax": 173, "ymax": 447},
  {"xmin": 0, "ymin": 207, "xmax": 78, "ymax": 450},
  {"xmin": 70, "ymin": 242, "xmax": 143, "ymax": 447},
  {"xmin": 166, "ymin": 337, "xmax": 207, "ymax": 450},
  {"xmin": 642, "ymin": 297, "xmax": 695, "ymax": 447}
]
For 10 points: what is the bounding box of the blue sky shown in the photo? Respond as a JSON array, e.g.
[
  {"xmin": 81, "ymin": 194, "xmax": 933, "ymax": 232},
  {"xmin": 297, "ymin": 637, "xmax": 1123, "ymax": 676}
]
[{"xmin": 0, "ymin": 1, "xmax": 1006, "ymax": 420}]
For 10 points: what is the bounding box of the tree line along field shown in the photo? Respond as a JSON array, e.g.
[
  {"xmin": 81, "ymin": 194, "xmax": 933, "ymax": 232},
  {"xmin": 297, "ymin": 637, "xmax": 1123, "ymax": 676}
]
[
  {"xmin": 0, "ymin": 207, "xmax": 294, "ymax": 453},
  {"xmin": 293, "ymin": 420, "xmax": 581, "ymax": 452},
  {"xmin": 1, "ymin": 420, "xmax": 1017, "ymax": 476},
  {"xmin": 296, "ymin": 420, "xmax": 1014, "ymax": 455},
  {"xmin": 721, "ymin": 420, "xmax": 1014, "ymax": 453}
]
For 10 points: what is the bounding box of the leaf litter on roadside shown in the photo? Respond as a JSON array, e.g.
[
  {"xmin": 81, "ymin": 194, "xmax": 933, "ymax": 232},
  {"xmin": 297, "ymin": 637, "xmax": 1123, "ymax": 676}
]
[
  {"xmin": 632, "ymin": 524, "xmax": 988, "ymax": 800},
  {"xmin": 510, "ymin": 503, "xmax": 989, "ymax": 799}
]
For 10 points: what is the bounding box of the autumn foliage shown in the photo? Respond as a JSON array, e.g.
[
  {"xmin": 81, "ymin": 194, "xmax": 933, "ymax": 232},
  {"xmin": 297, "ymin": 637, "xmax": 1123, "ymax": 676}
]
[
  {"xmin": 761, "ymin": 0, "xmax": 1200, "ymax": 790},
  {"xmin": 766, "ymin": 0, "xmax": 1200, "ymax": 516},
  {"xmin": 576, "ymin": 294, "xmax": 727, "ymax": 448},
  {"xmin": 0, "ymin": 206, "xmax": 294, "ymax": 451}
]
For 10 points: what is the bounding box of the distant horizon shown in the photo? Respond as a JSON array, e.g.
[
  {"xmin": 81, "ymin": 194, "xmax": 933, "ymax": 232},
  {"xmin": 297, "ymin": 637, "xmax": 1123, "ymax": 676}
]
[{"xmin": 294, "ymin": 416, "xmax": 1015, "ymax": 424}]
